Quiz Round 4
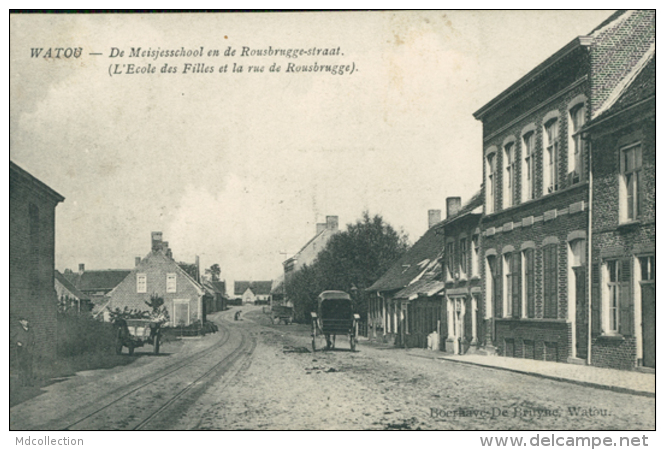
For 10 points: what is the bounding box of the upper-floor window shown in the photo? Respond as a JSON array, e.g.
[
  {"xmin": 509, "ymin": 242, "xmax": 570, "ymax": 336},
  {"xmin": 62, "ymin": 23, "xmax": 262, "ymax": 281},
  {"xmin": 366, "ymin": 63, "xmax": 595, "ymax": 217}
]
[
  {"xmin": 446, "ymin": 241, "xmax": 455, "ymax": 281},
  {"xmin": 568, "ymin": 103, "xmax": 586, "ymax": 185},
  {"xmin": 137, "ymin": 273, "xmax": 147, "ymax": 293},
  {"xmin": 459, "ymin": 237, "xmax": 468, "ymax": 278},
  {"xmin": 471, "ymin": 234, "xmax": 480, "ymax": 278},
  {"xmin": 166, "ymin": 273, "xmax": 177, "ymax": 293},
  {"xmin": 522, "ymin": 131, "xmax": 535, "ymax": 202},
  {"xmin": 486, "ymin": 152, "xmax": 497, "ymax": 214},
  {"xmin": 503, "ymin": 141, "xmax": 516, "ymax": 209},
  {"xmin": 543, "ymin": 118, "xmax": 560, "ymax": 194},
  {"xmin": 620, "ymin": 143, "xmax": 642, "ymax": 222}
]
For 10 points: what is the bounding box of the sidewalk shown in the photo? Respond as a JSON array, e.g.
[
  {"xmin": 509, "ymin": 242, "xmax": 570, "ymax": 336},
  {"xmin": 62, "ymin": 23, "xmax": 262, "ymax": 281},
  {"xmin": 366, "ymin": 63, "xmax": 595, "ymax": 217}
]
[{"xmin": 400, "ymin": 346, "xmax": 655, "ymax": 397}]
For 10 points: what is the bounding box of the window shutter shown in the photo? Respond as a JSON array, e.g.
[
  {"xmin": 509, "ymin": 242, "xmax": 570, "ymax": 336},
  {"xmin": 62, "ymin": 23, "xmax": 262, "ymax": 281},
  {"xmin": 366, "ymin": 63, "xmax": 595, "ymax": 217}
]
[
  {"xmin": 618, "ymin": 258, "xmax": 634, "ymax": 336},
  {"xmin": 526, "ymin": 250, "xmax": 535, "ymax": 318},
  {"xmin": 494, "ymin": 259, "xmax": 502, "ymax": 319},
  {"xmin": 512, "ymin": 253, "xmax": 521, "ymax": 318},
  {"xmin": 591, "ymin": 262, "xmax": 601, "ymax": 336}
]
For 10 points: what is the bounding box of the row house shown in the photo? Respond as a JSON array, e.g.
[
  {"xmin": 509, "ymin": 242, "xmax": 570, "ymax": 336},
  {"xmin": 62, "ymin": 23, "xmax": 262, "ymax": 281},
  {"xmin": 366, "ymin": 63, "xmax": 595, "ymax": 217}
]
[
  {"xmin": 471, "ymin": 10, "xmax": 654, "ymax": 365},
  {"xmin": 64, "ymin": 264, "xmax": 131, "ymax": 315},
  {"xmin": 106, "ymin": 232, "xmax": 206, "ymax": 327},
  {"xmin": 10, "ymin": 161, "xmax": 64, "ymax": 359},
  {"xmin": 367, "ymin": 210, "xmax": 446, "ymax": 347},
  {"xmin": 584, "ymin": 49, "xmax": 655, "ymax": 370},
  {"xmin": 54, "ymin": 270, "xmax": 92, "ymax": 314},
  {"xmin": 234, "ymin": 280, "xmax": 273, "ymax": 304}
]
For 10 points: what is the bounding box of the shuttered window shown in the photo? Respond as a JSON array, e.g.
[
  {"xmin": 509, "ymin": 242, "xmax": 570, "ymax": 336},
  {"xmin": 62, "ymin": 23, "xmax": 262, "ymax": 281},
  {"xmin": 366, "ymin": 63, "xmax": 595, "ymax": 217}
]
[
  {"xmin": 603, "ymin": 258, "xmax": 633, "ymax": 336},
  {"xmin": 542, "ymin": 244, "xmax": 558, "ymax": 318},
  {"xmin": 524, "ymin": 248, "xmax": 535, "ymax": 318}
]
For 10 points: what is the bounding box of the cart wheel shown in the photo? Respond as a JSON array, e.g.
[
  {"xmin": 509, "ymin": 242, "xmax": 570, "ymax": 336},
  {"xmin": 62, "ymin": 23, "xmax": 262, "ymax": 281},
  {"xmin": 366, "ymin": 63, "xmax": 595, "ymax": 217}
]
[
  {"xmin": 153, "ymin": 339, "xmax": 160, "ymax": 355},
  {"xmin": 350, "ymin": 336, "xmax": 357, "ymax": 352},
  {"xmin": 128, "ymin": 342, "xmax": 135, "ymax": 356},
  {"xmin": 325, "ymin": 335, "xmax": 332, "ymax": 350},
  {"xmin": 311, "ymin": 336, "xmax": 316, "ymax": 353}
]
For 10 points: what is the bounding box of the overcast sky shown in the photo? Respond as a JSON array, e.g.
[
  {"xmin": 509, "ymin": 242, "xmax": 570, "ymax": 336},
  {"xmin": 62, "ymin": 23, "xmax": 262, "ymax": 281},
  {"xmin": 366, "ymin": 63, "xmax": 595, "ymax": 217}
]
[{"xmin": 10, "ymin": 11, "xmax": 614, "ymax": 281}]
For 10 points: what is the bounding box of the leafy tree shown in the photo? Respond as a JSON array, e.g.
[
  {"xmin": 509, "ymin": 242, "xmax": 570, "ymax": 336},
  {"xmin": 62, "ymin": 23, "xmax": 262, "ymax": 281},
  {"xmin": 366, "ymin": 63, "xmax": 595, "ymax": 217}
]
[
  {"xmin": 208, "ymin": 264, "xmax": 221, "ymax": 281},
  {"xmin": 178, "ymin": 262, "xmax": 199, "ymax": 282},
  {"xmin": 286, "ymin": 212, "xmax": 409, "ymax": 322}
]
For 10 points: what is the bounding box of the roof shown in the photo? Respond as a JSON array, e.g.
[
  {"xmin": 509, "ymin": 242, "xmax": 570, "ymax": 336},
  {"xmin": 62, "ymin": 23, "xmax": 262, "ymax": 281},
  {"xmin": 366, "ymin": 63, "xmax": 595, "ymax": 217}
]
[
  {"xmin": 473, "ymin": 10, "xmax": 630, "ymax": 120},
  {"xmin": 210, "ymin": 281, "xmax": 227, "ymax": 296},
  {"xmin": 367, "ymin": 192, "xmax": 481, "ymax": 293},
  {"xmin": 10, "ymin": 161, "xmax": 65, "ymax": 203},
  {"xmin": 234, "ymin": 280, "xmax": 273, "ymax": 296},
  {"xmin": 588, "ymin": 48, "xmax": 655, "ymax": 125},
  {"xmin": 65, "ymin": 269, "xmax": 131, "ymax": 292},
  {"xmin": 394, "ymin": 279, "xmax": 445, "ymax": 301},
  {"xmin": 318, "ymin": 290, "xmax": 351, "ymax": 301},
  {"xmin": 54, "ymin": 270, "xmax": 90, "ymax": 301}
]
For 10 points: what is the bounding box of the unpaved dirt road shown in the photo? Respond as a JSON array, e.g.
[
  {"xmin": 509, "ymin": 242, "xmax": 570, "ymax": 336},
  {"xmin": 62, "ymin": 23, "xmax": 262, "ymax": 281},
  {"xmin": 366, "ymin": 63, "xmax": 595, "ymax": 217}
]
[{"xmin": 10, "ymin": 306, "xmax": 655, "ymax": 430}]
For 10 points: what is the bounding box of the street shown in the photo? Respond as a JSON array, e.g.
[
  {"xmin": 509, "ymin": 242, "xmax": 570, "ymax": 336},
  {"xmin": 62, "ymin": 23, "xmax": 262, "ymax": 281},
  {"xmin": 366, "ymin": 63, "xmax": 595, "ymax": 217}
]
[{"xmin": 10, "ymin": 306, "xmax": 655, "ymax": 431}]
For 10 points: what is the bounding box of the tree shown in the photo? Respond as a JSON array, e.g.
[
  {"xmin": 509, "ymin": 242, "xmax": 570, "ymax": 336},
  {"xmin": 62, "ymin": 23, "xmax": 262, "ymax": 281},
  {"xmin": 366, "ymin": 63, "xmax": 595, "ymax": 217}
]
[
  {"xmin": 208, "ymin": 264, "xmax": 221, "ymax": 282},
  {"xmin": 286, "ymin": 212, "xmax": 409, "ymax": 322}
]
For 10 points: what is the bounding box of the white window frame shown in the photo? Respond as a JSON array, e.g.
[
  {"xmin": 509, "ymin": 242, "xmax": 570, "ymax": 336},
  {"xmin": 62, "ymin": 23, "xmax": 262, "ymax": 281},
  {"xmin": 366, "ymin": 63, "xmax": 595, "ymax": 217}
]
[
  {"xmin": 522, "ymin": 129, "xmax": 536, "ymax": 203},
  {"xmin": 543, "ymin": 117, "xmax": 560, "ymax": 195},
  {"xmin": 485, "ymin": 149, "xmax": 497, "ymax": 214},
  {"xmin": 471, "ymin": 234, "xmax": 480, "ymax": 278},
  {"xmin": 446, "ymin": 240, "xmax": 455, "ymax": 281},
  {"xmin": 619, "ymin": 143, "xmax": 642, "ymax": 222},
  {"xmin": 503, "ymin": 140, "xmax": 516, "ymax": 209},
  {"xmin": 137, "ymin": 273, "xmax": 147, "ymax": 293},
  {"xmin": 602, "ymin": 260, "xmax": 620, "ymax": 334},
  {"xmin": 459, "ymin": 236, "xmax": 468, "ymax": 280},
  {"xmin": 568, "ymin": 100, "xmax": 586, "ymax": 185},
  {"xmin": 503, "ymin": 253, "xmax": 513, "ymax": 318},
  {"xmin": 166, "ymin": 273, "xmax": 177, "ymax": 293}
]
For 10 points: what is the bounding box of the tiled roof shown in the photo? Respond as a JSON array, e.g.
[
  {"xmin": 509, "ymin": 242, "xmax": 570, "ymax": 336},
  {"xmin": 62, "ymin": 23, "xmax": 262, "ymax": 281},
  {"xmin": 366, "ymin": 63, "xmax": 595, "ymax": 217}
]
[
  {"xmin": 210, "ymin": 281, "xmax": 227, "ymax": 296},
  {"xmin": 234, "ymin": 281, "xmax": 273, "ymax": 295},
  {"xmin": 394, "ymin": 279, "xmax": 445, "ymax": 301},
  {"xmin": 65, "ymin": 269, "xmax": 131, "ymax": 292},
  {"xmin": 367, "ymin": 191, "xmax": 481, "ymax": 293},
  {"xmin": 54, "ymin": 270, "xmax": 90, "ymax": 301}
]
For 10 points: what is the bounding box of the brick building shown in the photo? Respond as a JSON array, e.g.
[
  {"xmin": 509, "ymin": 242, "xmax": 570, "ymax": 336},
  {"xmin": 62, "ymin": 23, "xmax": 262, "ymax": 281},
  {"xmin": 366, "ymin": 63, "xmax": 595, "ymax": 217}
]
[
  {"xmin": 440, "ymin": 193, "xmax": 483, "ymax": 354},
  {"xmin": 106, "ymin": 232, "xmax": 206, "ymax": 326},
  {"xmin": 472, "ymin": 11, "xmax": 654, "ymax": 364},
  {"xmin": 584, "ymin": 49, "xmax": 655, "ymax": 370},
  {"xmin": 10, "ymin": 161, "xmax": 64, "ymax": 359}
]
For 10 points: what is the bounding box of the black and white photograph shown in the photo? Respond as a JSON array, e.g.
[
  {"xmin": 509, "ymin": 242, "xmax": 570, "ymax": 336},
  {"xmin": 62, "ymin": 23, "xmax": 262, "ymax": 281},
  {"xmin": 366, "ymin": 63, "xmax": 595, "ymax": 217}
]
[{"xmin": 8, "ymin": 10, "xmax": 655, "ymax": 439}]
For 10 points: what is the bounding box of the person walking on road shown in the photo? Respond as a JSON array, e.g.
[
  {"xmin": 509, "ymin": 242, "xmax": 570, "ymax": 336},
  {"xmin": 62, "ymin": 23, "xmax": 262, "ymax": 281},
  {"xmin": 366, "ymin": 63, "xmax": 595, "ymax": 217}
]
[{"xmin": 11, "ymin": 318, "xmax": 35, "ymax": 386}]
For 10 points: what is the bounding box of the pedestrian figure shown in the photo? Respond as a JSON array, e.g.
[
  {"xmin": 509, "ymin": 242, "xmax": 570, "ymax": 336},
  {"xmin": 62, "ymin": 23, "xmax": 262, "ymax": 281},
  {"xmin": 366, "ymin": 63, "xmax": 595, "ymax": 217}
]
[
  {"xmin": 11, "ymin": 318, "xmax": 35, "ymax": 386},
  {"xmin": 234, "ymin": 311, "xmax": 241, "ymax": 321}
]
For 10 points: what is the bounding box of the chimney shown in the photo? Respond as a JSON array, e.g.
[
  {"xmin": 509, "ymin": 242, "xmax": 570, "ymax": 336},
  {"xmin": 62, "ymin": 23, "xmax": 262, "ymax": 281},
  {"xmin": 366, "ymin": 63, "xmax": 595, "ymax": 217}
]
[
  {"xmin": 195, "ymin": 255, "xmax": 200, "ymax": 282},
  {"xmin": 151, "ymin": 231, "xmax": 163, "ymax": 252},
  {"xmin": 326, "ymin": 215, "xmax": 339, "ymax": 232},
  {"xmin": 135, "ymin": 257, "xmax": 141, "ymax": 267},
  {"xmin": 446, "ymin": 197, "xmax": 462, "ymax": 219},
  {"xmin": 316, "ymin": 223, "xmax": 327, "ymax": 234},
  {"xmin": 78, "ymin": 263, "xmax": 85, "ymax": 274},
  {"xmin": 428, "ymin": 210, "xmax": 442, "ymax": 229}
]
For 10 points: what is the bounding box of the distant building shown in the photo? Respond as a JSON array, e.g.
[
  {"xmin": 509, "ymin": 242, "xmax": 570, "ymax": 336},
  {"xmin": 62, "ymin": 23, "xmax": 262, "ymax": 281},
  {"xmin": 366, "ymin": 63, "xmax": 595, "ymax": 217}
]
[
  {"xmin": 10, "ymin": 161, "xmax": 64, "ymax": 359},
  {"xmin": 64, "ymin": 264, "xmax": 131, "ymax": 316},
  {"xmin": 234, "ymin": 281, "xmax": 273, "ymax": 304},
  {"xmin": 282, "ymin": 215, "xmax": 340, "ymax": 305},
  {"xmin": 106, "ymin": 232, "xmax": 206, "ymax": 326},
  {"xmin": 54, "ymin": 270, "xmax": 92, "ymax": 314}
]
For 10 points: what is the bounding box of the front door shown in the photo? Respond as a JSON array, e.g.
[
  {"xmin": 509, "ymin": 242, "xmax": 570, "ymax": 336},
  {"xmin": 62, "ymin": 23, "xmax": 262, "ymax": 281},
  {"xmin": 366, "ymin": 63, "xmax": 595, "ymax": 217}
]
[
  {"xmin": 641, "ymin": 282, "xmax": 655, "ymax": 368},
  {"xmin": 450, "ymin": 297, "xmax": 465, "ymax": 354}
]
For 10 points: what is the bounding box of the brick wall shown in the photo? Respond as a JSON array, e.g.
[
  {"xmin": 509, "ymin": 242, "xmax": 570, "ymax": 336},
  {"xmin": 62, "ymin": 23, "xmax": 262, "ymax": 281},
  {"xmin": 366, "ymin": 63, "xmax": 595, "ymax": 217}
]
[
  {"xmin": 495, "ymin": 320, "xmax": 570, "ymax": 362},
  {"xmin": 10, "ymin": 173, "xmax": 60, "ymax": 360}
]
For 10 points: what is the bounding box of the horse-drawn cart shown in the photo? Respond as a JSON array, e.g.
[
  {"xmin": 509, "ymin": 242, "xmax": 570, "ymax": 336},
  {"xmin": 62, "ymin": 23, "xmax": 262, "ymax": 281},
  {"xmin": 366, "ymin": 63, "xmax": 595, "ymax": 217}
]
[
  {"xmin": 311, "ymin": 290, "xmax": 360, "ymax": 352},
  {"xmin": 271, "ymin": 305, "xmax": 294, "ymax": 325},
  {"xmin": 114, "ymin": 318, "xmax": 162, "ymax": 355}
]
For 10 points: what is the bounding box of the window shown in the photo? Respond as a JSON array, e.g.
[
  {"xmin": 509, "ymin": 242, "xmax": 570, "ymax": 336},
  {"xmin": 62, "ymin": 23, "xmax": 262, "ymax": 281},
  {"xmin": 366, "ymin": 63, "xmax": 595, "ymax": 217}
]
[
  {"xmin": 503, "ymin": 141, "xmax": 516, "ymax": 208},
  {"xmin": 523, "ymin": 248, "xmax": 535, "ymax": 318},
  {"xmin": 639, "ymin": 255, "xmax": 655, "ymax": 281},
  {"xmin": 544, "ymin": 118, "xmax": 560, "ymax": 194},
  {"xmin": 620, "ymin": 143, "xmax": 642, "ymax": 222},
  {"xmin": 606, "ymin": 260, "xmax": 620, "ymax": 333},
  {"xmin": 446, "ymin": 241, "xmax": 455, "ymax": 280},
  {"xmin": 486, "ymin": 152, "xmax": 496, "ymax": 214},
  {"xmin": 166, "ymin": 273, "xmax": 177, "ymax": 293},
  {"xmin": 542, "ymin": 244, "xmax": 558, "ymax": 318},
  {"xmin": 503, "ymin": 253, "xmax": 521, "ymax": 318},
  {"xmin": 137, "ymin": 273, "xmax": 147, "ymax": 293},
  {"xmin": 459, "ymin": 238, "xmax": 468, "ymax": 277},
  {"xmin": 568, "ymin": 103, "xmax": 586, "ymax": 184},
  {"xmin": 601, "ymin": 258, "xmax": 633, "ymax": 336},
  {"xmin": 522, "ymin": 131, "xmax": 535, "ymax": 202},
  {"xmin": 471, "ymin": 234, "xmax": 480, "ymax": 277}
]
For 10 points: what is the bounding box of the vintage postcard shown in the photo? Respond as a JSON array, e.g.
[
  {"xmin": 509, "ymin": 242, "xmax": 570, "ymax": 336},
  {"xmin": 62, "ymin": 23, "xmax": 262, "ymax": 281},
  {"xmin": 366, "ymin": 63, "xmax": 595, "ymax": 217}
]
[{"xmin": 9, "ymin": 10, "xmax": 655, "ymax": 440}]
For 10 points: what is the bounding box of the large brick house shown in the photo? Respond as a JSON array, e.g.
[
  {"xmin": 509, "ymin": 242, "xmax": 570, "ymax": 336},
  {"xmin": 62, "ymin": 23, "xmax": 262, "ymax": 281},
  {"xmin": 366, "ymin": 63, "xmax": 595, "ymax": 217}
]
[
  {"xmin": 584, "ymin": 49, "xmax": 655, "ymax": 370},
  {"xmin": 10, "ymin": 161, "xmax": 64, "ymax": 359},
  {"xmin": 472, "ymin": 11, "xmax": 654, "ymax": 363},
  {"xmin": 106, "ymin": 232, "xmax": 206, "ymax": 326}
]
